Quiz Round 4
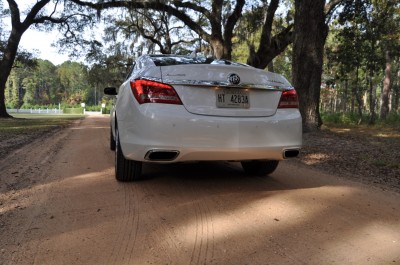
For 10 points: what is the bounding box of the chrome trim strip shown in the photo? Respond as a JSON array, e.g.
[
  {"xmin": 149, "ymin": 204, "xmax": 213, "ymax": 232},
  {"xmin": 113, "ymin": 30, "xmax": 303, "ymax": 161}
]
[{"xmin": 140, "ymin": 77, "xmax": 293, "ymax": 91}]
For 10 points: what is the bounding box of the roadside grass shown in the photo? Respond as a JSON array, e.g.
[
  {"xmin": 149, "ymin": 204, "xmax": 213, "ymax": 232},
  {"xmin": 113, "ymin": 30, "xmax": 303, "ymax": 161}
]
[
  {"xmin": 321, "ymin": 112, "xmax": 400, "ymax": 130},
  {"xmin": 0, "ymin": 114, "xmax": 84, "ymax": 139},
  {"xmin": 324, "ymin": 123, "xmax": 400, "ymax": 138},
  {"xmin": 321, "ymin": 116, "xmax": 400, "ymax": 172},
  {"xmin": 322, "ymin": 112, "xmax": 400, "ymax": 138}
]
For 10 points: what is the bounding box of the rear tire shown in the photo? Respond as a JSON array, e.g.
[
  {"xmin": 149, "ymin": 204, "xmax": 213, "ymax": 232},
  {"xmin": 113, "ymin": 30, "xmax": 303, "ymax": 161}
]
[
  {"xmin": 115, "ymin": 128, "xmax": 142, "ymax": 181},
  {"xmin": 241, "ymin": 160, "xmax": 279, "ymax": 176},
  {"xmin": 110, "ymin": 128, "xmax": 116, "ymax": 151}
]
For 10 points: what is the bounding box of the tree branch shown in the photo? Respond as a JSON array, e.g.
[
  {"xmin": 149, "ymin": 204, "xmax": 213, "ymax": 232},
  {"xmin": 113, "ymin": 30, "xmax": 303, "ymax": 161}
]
[
  {"xmin": 171, "ymin": 39, "xmax": 199, "ymax": 47},
  {"xmin": 22, "ymin": 0, "xmax": 51, "ymax": 30},
  {"xmin": 6, "ymin": 0, "xmax": 22, "ymax": 29},
  {"xmin": 247, "ymin": 0, "xmax": 292, "ymax": 69},
  {"xmin": 170, "ymin": 0, "xmax": 211, "ymax": 20},
  {"xmin": 69, "ymin": 0, "xmax": 211, "ymax": 41},
  {"xmin": 223, "ymin": 0, "xmax": 245, "ymax": 42},
  {"xmin": 325, "ymin": 0, "xmax": 345, "ymax": 22}
]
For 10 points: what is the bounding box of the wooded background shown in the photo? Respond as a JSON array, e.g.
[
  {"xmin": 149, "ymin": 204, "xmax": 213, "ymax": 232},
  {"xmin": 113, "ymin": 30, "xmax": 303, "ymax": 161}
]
[{"xmin": 1, "ymin": 0, "xmax": 399, "ymax": 130}]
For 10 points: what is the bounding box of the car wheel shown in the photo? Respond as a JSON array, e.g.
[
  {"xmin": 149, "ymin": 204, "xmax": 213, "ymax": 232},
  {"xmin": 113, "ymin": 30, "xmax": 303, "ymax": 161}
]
[
  {"xmin": 110, "ymin": 128, "xmax": 116, "ymax": 151},
  {"xmin": 115, "ymin": 127, "xmax": 142, "ymax": 181},
  {"xmin": 241, "ymin": 160, "xmax": 279, "ymax": 176}
]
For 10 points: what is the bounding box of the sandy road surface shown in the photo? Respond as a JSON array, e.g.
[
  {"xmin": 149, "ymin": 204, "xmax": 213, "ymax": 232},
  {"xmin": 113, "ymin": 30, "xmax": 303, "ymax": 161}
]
[{"xmin": 0, "ymin": 115, "xmax": 399, "ymax": 265}]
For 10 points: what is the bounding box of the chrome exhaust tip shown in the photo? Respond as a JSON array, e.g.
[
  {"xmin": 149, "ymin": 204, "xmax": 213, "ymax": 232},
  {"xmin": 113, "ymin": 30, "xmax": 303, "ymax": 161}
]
[
  {"xmin": 283, "ymin": 149, "xmax": 300, "ymax": 159},
  {"xmin": 145, "ymin": 150, "xmax": 180, "ymax": 161}
]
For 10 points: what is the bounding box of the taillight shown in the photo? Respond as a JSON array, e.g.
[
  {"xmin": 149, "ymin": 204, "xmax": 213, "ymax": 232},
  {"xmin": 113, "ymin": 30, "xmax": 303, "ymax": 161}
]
[
  {"xmin": 130, "ymin": 79, "xmax": 182, "ymax": 105},
  {"xmin": 278, "ymin": 89, "xmax": 299, "ymax": 108}
]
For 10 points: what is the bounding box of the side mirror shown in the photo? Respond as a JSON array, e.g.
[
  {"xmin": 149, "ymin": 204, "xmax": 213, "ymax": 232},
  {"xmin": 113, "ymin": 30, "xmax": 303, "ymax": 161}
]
[{"xmin": 104, "ymin": 87, "xmax": 118, "ymax": 96}]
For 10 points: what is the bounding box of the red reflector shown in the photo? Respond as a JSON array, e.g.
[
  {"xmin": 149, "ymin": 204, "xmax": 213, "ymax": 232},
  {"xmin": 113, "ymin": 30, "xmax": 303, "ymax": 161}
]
[
  {"xmin": 130, "ymin": 79, "xmax": 182, "ymax": 105},
  {"xmin": 278, "ymin": 89, "xmax": 299, "ymax": 108}
]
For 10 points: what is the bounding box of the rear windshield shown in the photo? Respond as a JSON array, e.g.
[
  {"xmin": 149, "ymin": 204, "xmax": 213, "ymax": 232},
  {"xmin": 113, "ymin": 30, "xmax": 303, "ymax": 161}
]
[{"xmin": 150, "ymin": 55, "xmax": 249, "ymax": 67}]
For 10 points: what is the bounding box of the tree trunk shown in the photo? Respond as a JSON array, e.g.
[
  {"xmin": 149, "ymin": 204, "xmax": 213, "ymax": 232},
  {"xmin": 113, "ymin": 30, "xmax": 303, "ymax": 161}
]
[
  {"xmin": 368, "ymin": 69, "xmax": 376, "ymax": 125},
  {"xmin": 0, "ymin": 29, "xmax": 24, "ymax": 118},
  {"xmin": 354, "ymin": 66, "xmax": 363, "ymax": 121},
  {"xmin": 0, "ymin": 86, "xmax": 10, "ymax": 118},
  {"xmin": 292, "ymin": 0, "xmax": 327, "ymax": 132},
  {"xmin": 380, "ymin": 50, "xmax": 391, "ymax": 119},
  {"xmin": 210, "ymin": 36, "xmax": 227, "ymax": 60},
  {"xmin": 394, "ymin": 66, "xmax": 400, "ymax": 112},
  {"xmin": 343, "ymin": 78, "xmax": 348, "ymax": 112}
]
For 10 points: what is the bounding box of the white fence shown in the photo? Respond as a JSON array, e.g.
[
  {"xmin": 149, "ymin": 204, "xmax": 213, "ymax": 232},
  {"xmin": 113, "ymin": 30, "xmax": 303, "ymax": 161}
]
[
  {"xmin": 7, "ymin": 108, "xmax": 63, "ymax": 114},
  {"xmin": 7, "ymin": 109, "xmax": 105, "ymax": 115}
]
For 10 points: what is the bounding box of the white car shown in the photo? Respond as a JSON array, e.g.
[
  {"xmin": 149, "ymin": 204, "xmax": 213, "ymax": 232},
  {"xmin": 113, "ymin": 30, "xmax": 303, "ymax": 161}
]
[{"xmin": 104, "ymin": 54, "xmax": 302, "ymax": 181}]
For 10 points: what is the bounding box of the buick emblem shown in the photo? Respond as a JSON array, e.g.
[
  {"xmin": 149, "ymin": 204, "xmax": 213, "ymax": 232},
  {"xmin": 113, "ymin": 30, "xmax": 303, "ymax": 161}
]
[{"xmin": 228, "ymin": 73, "xmax": 240, "ymax": 85}]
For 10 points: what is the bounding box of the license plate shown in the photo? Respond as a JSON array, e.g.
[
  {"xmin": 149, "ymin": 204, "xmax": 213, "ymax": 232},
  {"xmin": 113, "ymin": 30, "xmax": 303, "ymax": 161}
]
[{"xmin": 216, "ymin": 89, "xmax": 250, "ymax": 108}]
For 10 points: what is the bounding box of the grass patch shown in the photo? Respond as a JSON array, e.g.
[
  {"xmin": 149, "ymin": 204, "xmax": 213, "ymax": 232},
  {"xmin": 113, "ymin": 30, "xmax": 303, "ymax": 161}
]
[
  {"xmin": 370, "ymin": 160, "xmax": 388, "ymax": 168},
  {"xmin": 321, "ymin": 112, "xmax": 400, "ymax": 129},
  {"xmin": 320, "ymin": 115, "xmax": 400, "ymax": 171},
  {"xmin": 322, "ymin": 112, "xmax": 400, "ymax": 139},
  {"xmin": 0, "ymin": 114, "xmax": 83, "ymax": 138}
]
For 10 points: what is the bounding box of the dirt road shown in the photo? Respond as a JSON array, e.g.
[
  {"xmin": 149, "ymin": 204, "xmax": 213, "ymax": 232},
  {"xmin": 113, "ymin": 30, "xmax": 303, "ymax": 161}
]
[{"xmin": 1, "ymin": 115, "xmax": 399, "ymax": 265}]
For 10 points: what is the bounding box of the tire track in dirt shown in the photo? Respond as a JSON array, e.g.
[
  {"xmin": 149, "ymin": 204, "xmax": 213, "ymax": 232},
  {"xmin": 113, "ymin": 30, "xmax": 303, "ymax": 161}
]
[
  {"xmin": 131, "ymin": 167, "xmax": 217, "ymax": 265},
  {"xmin": 138, "ymin": 181, "xmax": 182, "ymax": 264},
  {"xmin": 189, "ymin": 200, "xmax": 215, "ymax": 265},
  {"xmin": 107, "ymin": 184, "xmax": 141, "ymax": 265},
  {"xmin": 170, "ymin": 170, "xmax": 216, "ymax": 265}
]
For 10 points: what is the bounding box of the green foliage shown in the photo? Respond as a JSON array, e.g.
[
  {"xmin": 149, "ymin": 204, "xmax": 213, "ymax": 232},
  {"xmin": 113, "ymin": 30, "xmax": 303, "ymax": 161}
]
[
  {"xmin": 5, "ymin": 61, "xmax": 33, "ymax": 108},
  {"xmin": 85, "ymin": 105, "xmax": 101, "ymax": 112},
  {"xmin": 321, "ymin": 112, "xmax": 365, "ymax": 125},
  {"xmin": 324, "ymin": 0, "xmax": 400, "ymax": 120},
  {"xmin": 322, "ymin": 112, "xmax": 400, "ymax": 127},
  {"xmin": 101, "ymin": 106, "xmax": 111, "ymax": 114},
  {"xmin": 378, "ymin": 113, "xmax": 400, "ymax": 128},
  {"xmin": 5, "ymin": 59, "xmax": 97, "ymax": 109},
  {"xmin": 58, "ymin": 61, "xmax": 91, "ymax": 104}
]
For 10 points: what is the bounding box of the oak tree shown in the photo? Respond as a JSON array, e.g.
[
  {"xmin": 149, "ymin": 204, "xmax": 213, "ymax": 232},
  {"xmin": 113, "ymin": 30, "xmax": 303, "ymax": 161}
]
[{"xmin": 0, "ymin": 0, "xmax": 94, "ymax": 118}]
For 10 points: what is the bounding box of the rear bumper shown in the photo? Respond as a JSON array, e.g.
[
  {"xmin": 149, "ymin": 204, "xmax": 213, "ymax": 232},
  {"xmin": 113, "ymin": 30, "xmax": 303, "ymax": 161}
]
[{"xmin": 117, "ymin": 104, "xmax": 302, "ymax": 162}]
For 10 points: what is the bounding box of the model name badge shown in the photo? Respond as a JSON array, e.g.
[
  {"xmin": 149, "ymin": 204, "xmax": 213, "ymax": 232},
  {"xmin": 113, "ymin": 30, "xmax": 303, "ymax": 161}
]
[{"xmin": 166, "ymin": 73, "xmax": 186, "ymax": 77}]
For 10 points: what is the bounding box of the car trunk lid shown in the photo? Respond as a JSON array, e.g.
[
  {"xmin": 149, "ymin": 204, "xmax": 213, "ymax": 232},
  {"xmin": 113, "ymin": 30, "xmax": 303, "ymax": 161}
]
[{"xmin": 154, "ymin": 64, "xmax": 293, "ymax": 117}]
